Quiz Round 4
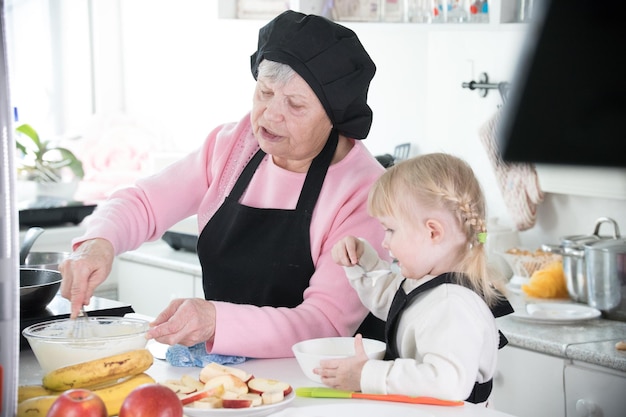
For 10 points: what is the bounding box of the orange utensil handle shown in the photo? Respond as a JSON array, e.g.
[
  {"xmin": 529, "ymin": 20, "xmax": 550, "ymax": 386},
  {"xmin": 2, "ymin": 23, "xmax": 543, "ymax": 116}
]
[{"xmin": 351, "ymin": 393, "xmax": 464, "ymax": 406}]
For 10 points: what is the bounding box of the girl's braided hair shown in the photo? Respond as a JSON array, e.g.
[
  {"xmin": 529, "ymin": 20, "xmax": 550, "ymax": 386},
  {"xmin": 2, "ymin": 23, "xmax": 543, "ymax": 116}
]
[{"xmin": 368, "ymin": 153, "xmax": 504, "ymax": 306}]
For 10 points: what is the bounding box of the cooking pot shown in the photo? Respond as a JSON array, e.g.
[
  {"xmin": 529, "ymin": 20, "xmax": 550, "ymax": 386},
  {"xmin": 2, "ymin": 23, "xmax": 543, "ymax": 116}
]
[
  {"xmin": 20, "ymin": 268, "xmax": 62, "ymax": 312},
  {"xmin": 579, "ymin": 238, "xmax": 626, "ymax": 313},
  {"xmin": 542, "ymin": 217, "xmax": 620, "ymax": 302}
]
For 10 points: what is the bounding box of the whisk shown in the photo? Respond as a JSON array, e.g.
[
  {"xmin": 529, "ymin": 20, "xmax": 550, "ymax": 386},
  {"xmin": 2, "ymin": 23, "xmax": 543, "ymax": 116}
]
[{"xmin": 72, "ymin": 306, "xmax": 89, "ymax": 338}]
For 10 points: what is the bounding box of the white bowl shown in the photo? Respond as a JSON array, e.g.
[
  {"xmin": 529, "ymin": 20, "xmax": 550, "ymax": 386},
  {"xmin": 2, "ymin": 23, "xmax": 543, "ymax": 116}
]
[
  {"xmin": 22, "ymin": 316, "xmax": 149, "ymax": 374},
  {"xmin": 292, "ymin": 337, "xmax": 386, "ymax": 383}
]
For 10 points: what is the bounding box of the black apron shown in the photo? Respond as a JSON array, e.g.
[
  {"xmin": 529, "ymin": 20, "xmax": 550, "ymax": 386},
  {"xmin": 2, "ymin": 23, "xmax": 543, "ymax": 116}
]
[
  {"xmin": 383, "ymin": 273, "xmax": 514, "ymax": 404},
  {"xmin": 196, "ymin": 131, "xmax": 338, "ymax": 307}
]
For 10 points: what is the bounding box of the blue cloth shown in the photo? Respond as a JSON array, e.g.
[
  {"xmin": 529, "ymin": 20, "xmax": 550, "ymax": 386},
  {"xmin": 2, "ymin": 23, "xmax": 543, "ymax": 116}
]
[{"xmin": 165, "ymin": 342, "xmax": 247, "ymax": 368}]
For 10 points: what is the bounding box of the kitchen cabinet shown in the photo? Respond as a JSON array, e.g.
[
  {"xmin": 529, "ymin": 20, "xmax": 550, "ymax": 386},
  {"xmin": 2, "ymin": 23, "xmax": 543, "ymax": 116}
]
[
  {"xmin": 116, "ymin": 258, "xmax": 203, "ymax": 318},
  {"xmin": 536, "ymin": 165, "xmax": 626, "ymax": 200},
  {"xmin": 564, "ymin": 361, "xmax": 626, "ymax": 417},
  {"xmin": 492, "ymin": 344, "xmax": 626, "ymax": 417},
  {"xmin": 491, "ymin": 345, "xmax": 566, "ymax": 417}
]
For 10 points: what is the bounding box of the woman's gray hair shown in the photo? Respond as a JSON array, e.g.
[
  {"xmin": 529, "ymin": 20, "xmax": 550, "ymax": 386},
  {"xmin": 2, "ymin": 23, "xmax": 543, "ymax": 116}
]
[{"xmin": 257, "ymin": 60, "xmax": 296, "ymax": 85}]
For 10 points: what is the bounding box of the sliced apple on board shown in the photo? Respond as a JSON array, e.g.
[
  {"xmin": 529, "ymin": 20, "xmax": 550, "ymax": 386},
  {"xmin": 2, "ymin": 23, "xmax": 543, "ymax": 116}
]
[{"xmin": 199, "ymin": 362, "xmax": 252, "ymax": 383}]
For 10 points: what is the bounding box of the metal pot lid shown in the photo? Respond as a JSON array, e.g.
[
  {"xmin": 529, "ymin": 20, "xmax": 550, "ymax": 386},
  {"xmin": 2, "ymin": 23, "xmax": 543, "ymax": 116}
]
[
  {"xmin": 561, "ymin": 234, "xmax": 603, "ymax": 247},
  {"xmin": 561, "ymin": 217, "xmax": 620, "ymax": 247},
  {"xmin": 584, "ymin": 237, "xmax": 626, "ymax": 253}
]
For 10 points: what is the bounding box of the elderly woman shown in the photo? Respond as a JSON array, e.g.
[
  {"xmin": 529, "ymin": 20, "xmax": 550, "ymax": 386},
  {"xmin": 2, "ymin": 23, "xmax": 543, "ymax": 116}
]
[{"xmin": 59, "ymin": 10, "xmax": 389, "ymax": 358}]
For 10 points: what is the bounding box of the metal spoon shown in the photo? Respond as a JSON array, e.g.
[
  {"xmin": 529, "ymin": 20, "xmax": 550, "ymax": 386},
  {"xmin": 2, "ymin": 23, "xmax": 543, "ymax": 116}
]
[{"xmin": 19, "ymin": 227, "xmax": 45, "ymax": 265}]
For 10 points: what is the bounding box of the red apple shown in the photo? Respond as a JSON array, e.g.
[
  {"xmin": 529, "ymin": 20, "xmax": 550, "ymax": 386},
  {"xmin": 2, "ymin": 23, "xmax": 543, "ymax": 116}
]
[
  {"xmin": 46, "ymin": 388, "xmax": 107, "ymax": 417},
  {"xmin": 119, "ymin": 383, "xmax": 183, "ymax": 417}
]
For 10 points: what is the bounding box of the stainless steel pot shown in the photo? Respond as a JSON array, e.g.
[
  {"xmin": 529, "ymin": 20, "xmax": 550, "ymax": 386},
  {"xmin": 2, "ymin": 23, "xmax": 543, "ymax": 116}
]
[
  {"xmin": 583, "ymin": 238, "xmax": 626, "ymax": 313},
  {"xmin": 542, "ymin": 217, "xmax": 620, "ymax": 302},
  {"xmin": 21, "ymin": 251, "xmax": 70, "ymax": 271}
]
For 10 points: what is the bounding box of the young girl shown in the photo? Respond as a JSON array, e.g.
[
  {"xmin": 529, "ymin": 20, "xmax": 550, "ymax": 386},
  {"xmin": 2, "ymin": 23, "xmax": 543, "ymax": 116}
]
[{"xmin": 317, "ymin": 153, "xmax": 513, "ymax": 404}]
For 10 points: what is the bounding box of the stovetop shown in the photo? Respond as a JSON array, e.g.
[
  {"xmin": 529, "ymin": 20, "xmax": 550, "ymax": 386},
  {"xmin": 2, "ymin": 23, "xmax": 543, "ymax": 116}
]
[{"xmin": 19, "ymin": 197, "xmax": 97, "ymax": 228}]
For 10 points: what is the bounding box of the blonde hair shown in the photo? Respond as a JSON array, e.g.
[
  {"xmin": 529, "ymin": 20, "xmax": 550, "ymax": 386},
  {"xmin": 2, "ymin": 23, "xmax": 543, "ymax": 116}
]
[{"xmin": 368, "ymin": 153, "xmax": 504, "ymax": 307}]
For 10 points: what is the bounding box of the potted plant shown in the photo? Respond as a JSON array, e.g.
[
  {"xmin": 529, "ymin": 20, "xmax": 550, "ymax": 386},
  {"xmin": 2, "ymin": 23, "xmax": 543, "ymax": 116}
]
[{"xmin": 15, "ymin": 123, "xmax": 85, "ymax": 200}]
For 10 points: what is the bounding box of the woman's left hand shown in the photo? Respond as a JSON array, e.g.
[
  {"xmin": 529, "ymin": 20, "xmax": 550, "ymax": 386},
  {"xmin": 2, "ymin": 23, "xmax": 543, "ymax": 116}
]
[
  {"xmin": 314, "ymin": 333, "xmax": 369, "ymax": 392},
  {"xmin": 147, "ymin": 298, "xmax": 216, "ymax": 346}
]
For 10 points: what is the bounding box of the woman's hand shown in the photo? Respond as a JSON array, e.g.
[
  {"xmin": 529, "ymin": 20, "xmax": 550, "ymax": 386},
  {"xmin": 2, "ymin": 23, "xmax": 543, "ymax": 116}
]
[
  {"xmin": 331, "ymin": 236, "xmax": 364, "ymax": 266},
  {"xmin": 58, "ymin": 238, "xmax": 115, "ymax": 318},
  {"xmin": 314, "ymin": 333, "xmax": 369, "ymax": 392},
  {"xmin": 147, "ymin": 298, "xmax": 216, "ymax": 346}
]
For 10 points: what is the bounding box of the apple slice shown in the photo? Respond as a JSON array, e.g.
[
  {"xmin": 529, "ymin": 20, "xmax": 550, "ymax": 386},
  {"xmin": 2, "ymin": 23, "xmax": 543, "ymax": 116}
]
[
  {"xmin": 181, "ymin": 374, "xmax": 206, "ymax": 392},
  {"xmin": 180, "ymin": 386, "xmax": 224, "ymax": 406},
  {"xmin": 162, "ymin": 381, "xmax": 196, "ymax": 395},
  {"xmin": 190, "ymin": 397, "xmax": 223, "ymax": 409},
  {"xmin": 247, "ymin": 377, "xmax": 292, "ymax": 396},
  {"xmin": 199, "ymin": 363, "xmax": 252, "ymax": 383},
  {"xmin": 222, "ymin": 398, "xmax": 253, "ymax": 409},
  {"xmin": 221, "ymin": 391, "xmax": 263, "ymax": 407},
  {"xmin": 239, "ymin": 393, "xmax": 263, "ymax": 407},
  {"xmin": 203, "ymin": 374, "xmax": 248, "ymax": 395},
  {"xmin": 261, "ymin": 390, "xmax": 284, "ymax": 405}
]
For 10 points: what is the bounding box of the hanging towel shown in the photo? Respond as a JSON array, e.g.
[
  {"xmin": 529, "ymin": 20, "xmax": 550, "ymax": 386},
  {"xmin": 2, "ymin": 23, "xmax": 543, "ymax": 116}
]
[
  {"xmin": 479, "ymin": 110, "xmax": 544, "ymax": 231},
  {"xmin": 165, "ymin": 342, "xmax": 247, "ymax": 368}
]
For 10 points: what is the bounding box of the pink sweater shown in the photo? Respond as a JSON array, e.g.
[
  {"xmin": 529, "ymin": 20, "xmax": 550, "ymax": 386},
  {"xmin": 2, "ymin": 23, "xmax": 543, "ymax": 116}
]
[{"xmin": 74, "ymin": 113, "xmax": 389, "ymax": 358}]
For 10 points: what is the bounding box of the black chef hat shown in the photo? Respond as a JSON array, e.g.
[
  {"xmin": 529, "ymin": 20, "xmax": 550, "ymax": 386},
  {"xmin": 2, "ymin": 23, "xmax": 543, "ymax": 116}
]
[{"xmin": 250, "ymin": 10, "xmax": 376, "ymax": 140}]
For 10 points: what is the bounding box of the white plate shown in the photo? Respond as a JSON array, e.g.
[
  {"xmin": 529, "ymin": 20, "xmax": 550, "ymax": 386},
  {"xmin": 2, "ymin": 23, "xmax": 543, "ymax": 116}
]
[
  {"xmin": 512, "ymin": 302, "xmax": 601, "ymax": 324},
  {"xmin": 183, "ymin": 391, "xmax": 295, "ymax": 417},
  {"xmin": 266, "ymin": 403, "xmax": 436, "ymax": 417}
]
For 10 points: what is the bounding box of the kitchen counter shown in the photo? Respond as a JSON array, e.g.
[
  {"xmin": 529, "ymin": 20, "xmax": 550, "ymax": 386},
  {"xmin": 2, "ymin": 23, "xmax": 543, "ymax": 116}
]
[
  {"xmin": 498, "ymin": 315, "xmax": 626, "ymax": 372},
  {"xmin": 498, "ymin": 294, "xmax": 626, "ymax": 373},
  {"xmin": 19, "ymin": 349, "xmax": 516, "ymax": 416}
]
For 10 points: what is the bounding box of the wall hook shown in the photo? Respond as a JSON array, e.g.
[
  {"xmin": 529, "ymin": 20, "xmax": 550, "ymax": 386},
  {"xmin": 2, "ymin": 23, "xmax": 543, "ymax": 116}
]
[{"xmin": 462, "ymin": 72, "xmax": 509, "ymax": 103}]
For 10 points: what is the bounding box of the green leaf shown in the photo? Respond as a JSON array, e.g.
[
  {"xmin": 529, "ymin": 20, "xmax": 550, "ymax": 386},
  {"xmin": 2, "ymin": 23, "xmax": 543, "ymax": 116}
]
[
  {"xmin": 15, "ymin": 124, "xmax": 44, "ymax": 153},
  {"xmin": 15, "ymin": 124, "xmax": 85, "ymax": 182},
  {"xmin": 43, "ymin": 147, "xmax": 85, "ymax": 179}
]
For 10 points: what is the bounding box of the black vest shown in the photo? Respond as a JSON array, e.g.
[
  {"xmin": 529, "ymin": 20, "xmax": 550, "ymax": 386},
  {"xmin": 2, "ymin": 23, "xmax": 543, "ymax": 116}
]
[{"xmin": 384, "ymin": 273, "xmax": 514, "ymax": 404}]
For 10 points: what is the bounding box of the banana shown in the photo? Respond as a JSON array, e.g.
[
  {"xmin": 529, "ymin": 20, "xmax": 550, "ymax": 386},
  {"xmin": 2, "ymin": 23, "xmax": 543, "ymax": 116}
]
[
  {"xmin": 42, "ymin": 348, "xmax": 154, "ymax": 391},
  {"xmin": 95, "ymin": 372, "xmax": 156, "ymax": 416},
  {"xmin": 17, "ymin": 385, "xmax": 56, "ymax": 404},
  {"xmin": 17, "ymin": 372, "xmax": 155, "ymax": 417},
  {"xmin": 17, "ymin": 395, "xmax": 57, "ymax": 417}
]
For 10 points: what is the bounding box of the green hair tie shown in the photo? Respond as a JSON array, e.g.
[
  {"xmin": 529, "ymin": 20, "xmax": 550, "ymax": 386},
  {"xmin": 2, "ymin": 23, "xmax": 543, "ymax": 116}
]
[{"xmin": 477, "ymin": 232, "xmax": 487, "ymax": 244}]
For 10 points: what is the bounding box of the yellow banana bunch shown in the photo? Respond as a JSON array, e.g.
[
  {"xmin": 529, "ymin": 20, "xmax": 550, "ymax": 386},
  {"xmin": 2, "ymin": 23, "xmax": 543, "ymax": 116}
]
[
  {"xmin": 42, "ymin": 348, "xmax": 153, "ymax": 391},
  {"xmin": 17, "ymin": 372, "xmax": 155, "ymax": 417}
]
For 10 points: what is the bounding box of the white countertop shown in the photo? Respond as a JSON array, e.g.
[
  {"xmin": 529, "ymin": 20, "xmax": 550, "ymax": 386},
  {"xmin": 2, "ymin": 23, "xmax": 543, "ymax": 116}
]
[{"xmin": 19, "ymin": 349, "xmax": 517, "ymax": 417}]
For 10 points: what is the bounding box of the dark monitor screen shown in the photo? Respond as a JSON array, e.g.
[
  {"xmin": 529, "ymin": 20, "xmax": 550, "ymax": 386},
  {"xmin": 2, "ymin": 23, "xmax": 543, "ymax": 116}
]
[{"xmin": 498, "ymin": 0, "xmax": 626, "ymax": 168}]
